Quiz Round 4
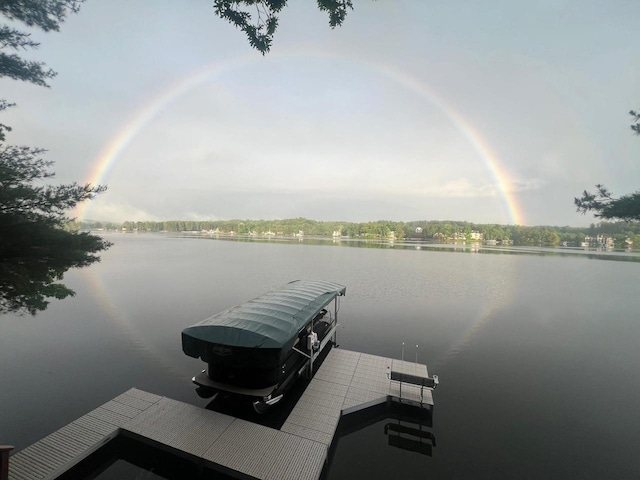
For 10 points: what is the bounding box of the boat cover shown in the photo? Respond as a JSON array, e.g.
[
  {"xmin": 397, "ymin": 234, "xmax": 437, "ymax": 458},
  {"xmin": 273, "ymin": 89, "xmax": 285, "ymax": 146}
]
[{"xmin": 182, "ymin": 280, "xmax": 346, "ymax": 358}]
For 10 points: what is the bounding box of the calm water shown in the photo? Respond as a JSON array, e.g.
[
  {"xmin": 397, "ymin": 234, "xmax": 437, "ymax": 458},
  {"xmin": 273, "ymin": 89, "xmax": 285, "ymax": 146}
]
[{"xmin": 1, "ymin": 234, "xmax": 640, "ymax": 478}]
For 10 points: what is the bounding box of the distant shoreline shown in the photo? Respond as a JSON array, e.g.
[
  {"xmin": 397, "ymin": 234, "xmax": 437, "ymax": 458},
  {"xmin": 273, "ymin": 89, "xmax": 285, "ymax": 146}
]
[
  {"xmin": 71, "ymin": 217, "xmax": 640, "ymax": 250},
  {"xmin": 86, "ymin": 230, "xmax": 640, "ymax": 258}
]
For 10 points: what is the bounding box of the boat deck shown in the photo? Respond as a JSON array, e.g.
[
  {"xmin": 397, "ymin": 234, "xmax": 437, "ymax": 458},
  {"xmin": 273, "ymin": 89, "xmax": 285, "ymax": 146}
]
[{"xmin": 7, "ymin": 348, "xmax": 434, "ymax": 480}]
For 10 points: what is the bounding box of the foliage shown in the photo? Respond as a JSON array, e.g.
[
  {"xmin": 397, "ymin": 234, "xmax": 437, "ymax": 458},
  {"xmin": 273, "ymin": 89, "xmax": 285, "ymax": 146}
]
[
  {"xmin": 0, "ymin": 0, "xmax": 110, "ymax": 315},
  {"xmin": 212, "ymin": 0, "xmax": 353, "ymax": 53},
  {"xmin": 0, "ymin": 144, "xmax": 110, "ymax": 314},
  {"xmin": 574, "ymin": 110, "xmax": 640, "ymax": 222},
  {"xmin": 631, "ymin": 109, "xmax": 640, "ymax": 136},
  {"xmin": 575, "ymin": 184, "xmax": 640, "ymax": 222},
  {"xmin": 0, "ymin": 98, "xmax": 15, "ymax": 141},
  {"xmin": 0, "ymin": 0, "xmax": 85, "ymax": 86}
]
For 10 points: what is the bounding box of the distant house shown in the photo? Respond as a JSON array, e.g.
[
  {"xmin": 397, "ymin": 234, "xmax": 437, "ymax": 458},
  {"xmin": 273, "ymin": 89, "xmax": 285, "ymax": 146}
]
[
  {"xmin": 584, "ymin": 234, "xmax": 614, "ymax": 248},
  {"xmin": 452, "ymin": 231, "xmax": 466, "ymax": 242},
  {"xmin": 415, "ymin": 227, "xmax": 423, "ymax": 234},
  {"xmin": 470, "ymin": 230, "xmax": 483, "ymax": 241}
]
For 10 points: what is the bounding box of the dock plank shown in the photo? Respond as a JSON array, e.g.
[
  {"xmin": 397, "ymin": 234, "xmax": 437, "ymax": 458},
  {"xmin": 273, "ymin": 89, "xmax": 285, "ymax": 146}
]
[
  {"xmin": 10, "ymin": 349, "xmax": 434, "ymax": 480},
  {"xmin": 284, "ymin": 413, "xmax": 339, "ymax": 435},
  {"xmin": 15, "ymin": 443, "xmax": 71, "ymax": 472},
  {"xmin": 71, "ymin": 414, "xmax": 119, "ymax": 437},
  {"xmin": 86, "ymin": 407, "xmax": 131, "ymax": 426},
  {"xmin": 8, "ymin": 388, "xmax": 160, "ymax": 480},
  {"xmin": 391, "ymin": 358, "xmax": 428, "ymax": 377},
  {"xmin": 345, "ymin": 386, "xmax": 387, "ymax": 404},
  {"xmin": 120, "ymin": 388, "xmax": 163, "ymax": 404},
  {"xmin": 123, "ymin": 397, "xmax": 235, "ymax": 457},
  {"xmin": 288, "ymin": 401, "xmax": 341, "ymax": 420},
  {"xmin": 313, "ymin": 370, "xmax": 354, "ymax": 386},
  {"xmin": 264, "ymin": 434, "xmax": 314, "ymax": 480},
  {"xmin": 304, "ymin": 378, "xmax": 349, "ymax": 397},
  {"xmin": 38, "ymin": 434, "xmax": 87, "ymax": 460},
  {"xmin": 49, "ymin": 424, "xmax": 99, "ymax": 446},
  {"xmin": 203, "ymin": 419, "xmax": 292, "ymax": 479},
  {"xmin": 99, "ymin": 399, "xmax": 143, "ymax": 418},
  {"xmin": 280, "ymin": 422, "xmax": 333, "ymax": 445}
]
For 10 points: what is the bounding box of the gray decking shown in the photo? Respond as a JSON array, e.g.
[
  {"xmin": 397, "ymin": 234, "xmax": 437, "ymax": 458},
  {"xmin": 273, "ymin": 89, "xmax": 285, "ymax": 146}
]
[
  {"xmin": 8, "ymin": 348, "xmax": 434, "ymax": 480},
  {"xmin": 7, "ymin": 389, "xmax": 161, "ymax": 480}
]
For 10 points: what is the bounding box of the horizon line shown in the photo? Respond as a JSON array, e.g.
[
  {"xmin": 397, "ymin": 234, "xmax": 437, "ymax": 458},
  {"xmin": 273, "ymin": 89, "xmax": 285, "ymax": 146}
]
[{"xmin": 74, "ymin": 216, "xmax": 614, "ymax": 230}]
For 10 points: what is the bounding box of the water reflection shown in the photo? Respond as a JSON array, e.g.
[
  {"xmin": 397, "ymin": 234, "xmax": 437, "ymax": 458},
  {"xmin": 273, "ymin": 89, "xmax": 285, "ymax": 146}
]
[
  {"xmin": 384, "ymin": 421, "xmax": 437, "ymax": 457},
  {"xmin": 327, "ymin": 401, "xmax": 437, "ymax": 479},
  {"xmin": 181, "ymin": 233, "xmax": 640, "ymax": 266},
  {"xmin": 183, "ymin": 232, "xmax": 640, "ymax": 260}
]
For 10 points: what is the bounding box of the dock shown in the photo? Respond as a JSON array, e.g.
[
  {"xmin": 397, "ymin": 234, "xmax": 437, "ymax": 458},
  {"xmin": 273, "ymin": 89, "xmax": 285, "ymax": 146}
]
[{"xmin": 7, "ymin": 348, "xmax": 435, "ymax": 480}]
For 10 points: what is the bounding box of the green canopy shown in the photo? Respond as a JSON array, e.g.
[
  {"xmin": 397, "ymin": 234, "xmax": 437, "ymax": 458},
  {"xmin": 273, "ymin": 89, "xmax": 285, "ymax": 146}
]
[{"xmin": 182, "ymin": 280, "xmax": 346, "ymax": 358}]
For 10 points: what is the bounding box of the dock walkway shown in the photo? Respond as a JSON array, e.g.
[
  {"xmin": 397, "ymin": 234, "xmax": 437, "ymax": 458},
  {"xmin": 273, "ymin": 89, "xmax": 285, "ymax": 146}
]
[{"xmin": 8, "ymin": 349, "xmax": 434, "ymax": 480}]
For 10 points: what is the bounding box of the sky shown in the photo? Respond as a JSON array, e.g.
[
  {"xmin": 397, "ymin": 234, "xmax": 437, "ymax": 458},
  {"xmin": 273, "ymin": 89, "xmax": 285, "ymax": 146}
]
[{"xmin": 2, "ymin": 0, "xmax": 638, "ymax": 226}]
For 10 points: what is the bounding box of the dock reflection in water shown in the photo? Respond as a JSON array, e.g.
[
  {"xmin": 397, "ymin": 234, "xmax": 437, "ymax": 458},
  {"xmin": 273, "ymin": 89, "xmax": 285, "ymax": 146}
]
[
  {"xmin": 384, "ymin": 421, "xmax": 436, "ymax": 457},
  {"xmin": 327, "ymin": 401, "xmax": 437, "ymax": 479}
]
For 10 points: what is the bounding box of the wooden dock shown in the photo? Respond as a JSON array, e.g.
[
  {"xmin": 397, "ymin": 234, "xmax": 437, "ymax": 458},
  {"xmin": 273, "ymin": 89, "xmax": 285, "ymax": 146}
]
[{"xmin": 7, "ymin": 348, "xmax": 435, "ymax": 480}]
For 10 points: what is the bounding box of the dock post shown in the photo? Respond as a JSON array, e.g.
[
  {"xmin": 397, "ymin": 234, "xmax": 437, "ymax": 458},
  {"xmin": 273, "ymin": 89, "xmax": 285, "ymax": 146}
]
[
  {"xmin": 0, "ymin": 445, "xmax": 14, "ymax": 480},
  {"xmin": 333, "ymin": 297, "xmax": 339, "ymax": 346},
  {"xmin": 400, "ymin": 342, "xmax": 405, "ymax": 400},
  {"xmin": 416, "ymin": 345, "xmax": 421, "ymax": 404},
  {"xmin": 309, "ymin": 316, "xmax": 314, "ymax": 378}
]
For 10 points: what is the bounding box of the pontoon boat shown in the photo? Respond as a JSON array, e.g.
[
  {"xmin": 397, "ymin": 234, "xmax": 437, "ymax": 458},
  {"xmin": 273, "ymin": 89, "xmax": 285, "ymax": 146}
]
[{"xmin": 181, "ymin": 280, "xmax": 346, "ymax": 412}]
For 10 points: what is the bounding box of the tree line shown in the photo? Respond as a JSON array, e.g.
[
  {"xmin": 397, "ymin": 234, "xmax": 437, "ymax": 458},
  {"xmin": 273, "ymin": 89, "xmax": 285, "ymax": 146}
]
[{"xmin": 73, "ymin": 218, "xmax": 640, "ymax": 248}]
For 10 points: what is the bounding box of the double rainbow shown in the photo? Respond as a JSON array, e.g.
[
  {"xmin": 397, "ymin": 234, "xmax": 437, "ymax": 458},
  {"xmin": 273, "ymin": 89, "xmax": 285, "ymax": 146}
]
[{"xmin": 76, "ymin": 54, "xmax": 524, "ymax": 225}]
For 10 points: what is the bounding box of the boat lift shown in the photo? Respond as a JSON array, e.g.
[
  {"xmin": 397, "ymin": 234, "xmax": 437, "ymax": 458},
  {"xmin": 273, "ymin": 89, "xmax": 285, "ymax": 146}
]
[{"xmin": 292, "ymin": 293, "xmax": 341, "ymax": 379}]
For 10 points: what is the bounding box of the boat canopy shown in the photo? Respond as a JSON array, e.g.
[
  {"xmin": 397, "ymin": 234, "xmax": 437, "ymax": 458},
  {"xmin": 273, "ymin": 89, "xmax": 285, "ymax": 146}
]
[{"xmin": 182, "ymin": 280, "xmax": 346, "ymax": 358}]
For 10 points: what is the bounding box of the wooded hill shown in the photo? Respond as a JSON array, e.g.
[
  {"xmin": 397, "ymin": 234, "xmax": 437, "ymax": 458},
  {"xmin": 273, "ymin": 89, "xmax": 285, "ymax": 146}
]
[{"xmin": 71, "ymin": 218, "xmax": 640, "ymax": 248}]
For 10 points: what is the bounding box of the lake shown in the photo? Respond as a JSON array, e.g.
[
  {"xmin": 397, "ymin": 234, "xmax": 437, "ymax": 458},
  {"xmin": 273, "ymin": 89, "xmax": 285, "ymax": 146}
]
[{"xmin": 1, "ymin": 233, "xmax": 639, "ymax": 479}]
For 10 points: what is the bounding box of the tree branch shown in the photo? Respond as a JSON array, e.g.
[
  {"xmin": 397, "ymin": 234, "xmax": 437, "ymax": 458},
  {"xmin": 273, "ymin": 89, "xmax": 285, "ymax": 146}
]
[{"xmin": 630, "ymin": 109, "xmax": 640, "ymax": 135}]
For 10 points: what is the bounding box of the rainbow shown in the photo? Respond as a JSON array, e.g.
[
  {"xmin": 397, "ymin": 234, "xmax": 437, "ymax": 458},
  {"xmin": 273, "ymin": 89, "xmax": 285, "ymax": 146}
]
[
  {"xmin": 372, "ymin": 62, "xmax": 525, "ymax": 225},
  {"xmin": 75, "ymin": 53, "xmax": 525, "ymax": 225}
]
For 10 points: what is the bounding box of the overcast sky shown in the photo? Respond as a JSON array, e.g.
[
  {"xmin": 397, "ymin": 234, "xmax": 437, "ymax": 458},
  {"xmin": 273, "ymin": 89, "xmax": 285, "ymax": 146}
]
[{"xmin": 2, "ymin": 1, "xmax": 638, "ymax": 226}]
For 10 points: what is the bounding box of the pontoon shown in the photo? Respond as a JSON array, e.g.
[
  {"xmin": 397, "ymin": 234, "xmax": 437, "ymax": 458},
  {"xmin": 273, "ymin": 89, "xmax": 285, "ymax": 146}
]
[{"xmin": 181, "ymin": 280, "xmax": 346, "ymax": 412}]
